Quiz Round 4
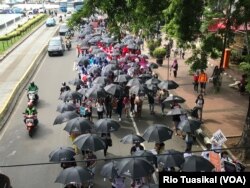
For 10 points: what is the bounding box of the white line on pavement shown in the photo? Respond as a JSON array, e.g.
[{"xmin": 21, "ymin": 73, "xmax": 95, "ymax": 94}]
[{"xmin": 129, "ymin": 114, "xmax": 159, "ymax": 184}]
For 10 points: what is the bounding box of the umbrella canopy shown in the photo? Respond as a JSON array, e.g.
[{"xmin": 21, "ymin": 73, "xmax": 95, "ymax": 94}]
[
  {"xmin": 104, "ymin": 84, "xmax": 123, "ymax": 97},
  {"xmin": 77, "ymin": 57, "xmax": 89, "ymax": 66},
  {"xmin": 73, "ymin": 133, "xmax": 106, "ymax": 152},
  {"xmin": 100, "ymin": 161, "xmax": 118, "ymax": 179},
  {"xmin": 146, "ymin": 84, "xmax": 157, "ymax": 91},
  {"xmin": 139, "ymin": 74, "xmax": 152, "ymax": 80},
  {"xmin": 88, "ymin": 66, "xmax": 101, "ymax": 75},
  {"xmin": 158, "ymin": 80, "xmax": 179, "ymax": 90},
  {"xmin": 92, "ymin": 76, "xmax": 108, "ymax": 85},
  {"xmin": 102, "ymin": 64, "xmax": 117, "ymax": 76},
  {"xmin": 157, "ymin": 149, "xmax": 185, "ymax": 168},
  {"xmin": 113, "ymin": 70, "xmax": 125, "ymax": 76},
  {"xmin": 120, "ymin": 134, "xmax": 145, "ymax": 144},
  {"xmin": 85, "ymin": 86, "xmax": 106, "ymax": 99},
  {"xmin": 55, "ymin": 166, "xmax": 93, "ymax": 185},
  {"xmin": 132, "ymin": 150, "xmax": 157, "ymax": 165},
  {"xmin": 64, "ymin": 117, "xmax": 93, "ymax": 134},
  {"xmin": 116, "ymin": 158, "xmax": 155, "ymax": 179},
  {"xmin": 126, "ymin": 78, "xmax": 141, "ymax": 87},
  {"xmin": 127, "ymin": 43, "xmax": 139, "ymax": 50},
  {"xmin": 149, "ymin": 63, "xmax": 159, "ymax": 69},
  {"xmin": 94, "ymin": 118, "xmax": 120, "ymax": 133},
  {"xmin": 68, "ymin": 78, "xmax": 84, "ymax": 86},
  {"xmin": 53, "ymin": 111, "xmax": 79, "ymax": 125},
  {"xmin": 166, "ymin": 108, "xmax": 187, "ymax": 116},
  {"xmin": 56, "ymin": 103, "xmax": 76, "ymax": 113},
  {"xmin": 114, "ymin": 74, "xmax": 131, "ymax": 83},
  {"xmin": 49, "ymin": 147, "xmax": 76, "ymax": 162},
  {"xmin": 163, "ymin": 95, "xmax": 186, "ymax": 104},
  {"xmin": 77, "ymin": 88, "xmax": 88, "ymax": 95},
  {"xmin": 178, "ymin": 119, "xmax": 201, "ymax": 133},
  {"xmin": 145, "ymin": 78, "xmax": 161, "ymax": 85},
  {"xmin": 129, "ymin": 84, "xmax": 147, "ymax": 96},
  {"xmin": 142, "ymin": 124, "xmax": 173, "ymax": 143},
  {"xmin": 59, "ymin": 91, "xmax": 83, "ymax": 101},
  {"xmin": 181, "ymin": 155, "xmax": 215, "ymax": 172}
]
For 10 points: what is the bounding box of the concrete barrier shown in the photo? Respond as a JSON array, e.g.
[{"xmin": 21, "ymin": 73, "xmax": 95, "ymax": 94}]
[{"xmin": 0, "ymin": 25, "xmax": 60, "ymax": 130}]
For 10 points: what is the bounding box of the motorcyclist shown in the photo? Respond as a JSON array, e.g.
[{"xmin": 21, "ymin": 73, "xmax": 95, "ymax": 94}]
[
  {"xmin": 27, "ymin": 81, "xmax": 39, "ymax": 102},
  {"xmin": 65, "ymin": 37, "xmax": 72, "ymax": 50},
  {"xmin": 24, "ymin": 102, "xmax": 38, "ymax": 125}
]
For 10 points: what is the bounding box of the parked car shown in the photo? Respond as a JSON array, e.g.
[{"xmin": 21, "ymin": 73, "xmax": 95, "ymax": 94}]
[
  {"xmin": 46, "ymin": 17, "xmax": 56, "ymax": 27},
  {"xmin": 59, "ymin": 23, "xmax": 69, "ymax": 36},
  {"xmin": 47, "ymin": 36, "xmax": 65, "ymax": 56}
]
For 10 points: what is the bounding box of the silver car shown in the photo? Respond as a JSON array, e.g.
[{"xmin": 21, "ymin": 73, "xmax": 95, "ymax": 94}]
[
  {"xmin": 47, "ymin": 36, "xmax": 65, "ymax": 56},
  {"xmin": 59, "ymin": 23, "xmax": 69, "ymax": 36}
]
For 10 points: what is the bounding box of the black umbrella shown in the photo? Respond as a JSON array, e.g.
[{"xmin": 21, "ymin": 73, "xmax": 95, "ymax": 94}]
[
  {"xmin": 73, "ymin": 133, "xmax": 106, "ymax": 152},
  {"xmin": 166, "ymin": 108, "xmax": 187, "ymax": 116},
  {"xmin": 77, "ymin": 57, "xmax": 89, "ymax": 66},
  {"xmin": 68, "ymin": 78, "xmax": 84, "ymax": 86},
  {"xmin": 92, "ymin": 76, "xmax": 108, "ymax": 85},
  {"xmin": 129, "ymin": 84, "xmax": 147, "ymax": 96},
  {"xmin": 145, "ymin": 78, "xmax": 161, "ymax": 85},
  {"xmin": 139, "ymin": 74, "xmax": 152, "ymax": 80},
  {"xmin": 104, "ymin": 84, "xmax": 123, "ymax": 97},
  {"xmin": 178, "ymin": 119, "xmax": 201, "ymax": 133},
  {"xmin": 146, "ymin": 84, "xmax": 158, "ymax": 91},
  {"xmin": 101, "ymin": 64, "xmax": 117, "ymax": 76},
  {"xmin": 158, "ymin": 80, "xmax": 179, "ymax": 90},
  {"xmin": 116, "ymin": 158, "xmax": 155, "ymax": 179},
  {"xmin": 94, "ymin": 118, "xmax": 120, "ymax": 133},
  {"xmin": 148, "ymin": 63, "xmax": 159, "ymax": 69},
  {"xmin": 127, "ymin": 43, "xmax": 139, "ymax": 50},
  {"xmin": 100, "ymin": 161, "xmax": 118, "ymax": 179},
  {"xmin": 56, "ymin": 103, "xmax": 76, "ymax": 113},
  {"xmin": 113, "ymin": 70, "xmax": 125, "ymax": 76},
  {"xmin": 77, "ymin": 88, "xmax": 88, "ymax": 95},
  {"xmin": 142, "ymin": 124, "xmax": 173, "ymax": 143},
  {"xmin": 64, "ymin": 117, "xmax": 93, "ymax": 134},
  {"xmin": 132, "ymin": 150, "xmax": 157, "ymax": 165},
  {"xmin": 85, "ymin": 86, "xmax": 106, "ymax": 99},
  {"xmin": 157, "ymin": 149, "xmax": 185, "ymax": 168},
  {"xmin": 55, "ymin": 166, "xmax": 93, "ymax": 185},
  {"xmin": 114, "ymin": 74, "xmax": 131, "ymax": 83},
  {"xmin": 181, "ymin": 155, "xmax": 215, "ymax": 172},
  {"xmin": 59, "ymin": 91, "xmax": 83, "ymax": 101},
  {"xmin": 49, "ymin": 147, "xmax": 76, "ymax": 162},
  {"xmin": 53, "ymin": 111, "xmax": 79, "ymax": 125},
  {"xmin": 163, "ymin": 95, "xmax": 186, "ymax": 104},
  {"xmin": 88, "ymin": 66, "xmax": 101, "ymax": 75},
  {"xmin": 120, "ymin": 134, "xmax": 145, "ymax": 144},
  {"xmin": 126, "ymin": 78, "xmax": 141, "ymax": 87}
]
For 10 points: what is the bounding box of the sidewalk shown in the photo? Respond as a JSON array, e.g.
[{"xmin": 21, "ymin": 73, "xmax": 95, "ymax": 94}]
[{"xmin": 143, "ymin": 42, "xmax": 249, "ymax": 157}]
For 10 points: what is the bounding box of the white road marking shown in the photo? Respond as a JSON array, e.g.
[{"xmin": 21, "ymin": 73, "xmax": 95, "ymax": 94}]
[
  {"xmin": 129, "ymin": 114, "xmax": 158, "ymax": 184},
  {"xmin": 7, "ymin": 150, "xmax": 16, "ymax": 157}
]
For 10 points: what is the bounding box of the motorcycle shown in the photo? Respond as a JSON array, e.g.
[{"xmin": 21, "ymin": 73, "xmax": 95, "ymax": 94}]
[
  {"xmin": 65, "ymin": 40, "xmax": 71, "ymax": 51},
  {"xmin": 23, "ymin": 114, "xmax": 38, "ymax": 137},
  {"xmin": 27, "ymin": 90, "xmax": 39, "ymax": 106}
]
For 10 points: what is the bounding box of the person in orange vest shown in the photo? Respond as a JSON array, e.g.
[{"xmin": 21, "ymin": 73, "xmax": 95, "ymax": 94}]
[{"xmin": 198, "ymin": 70, "xmax": 208, "ymax": 94}]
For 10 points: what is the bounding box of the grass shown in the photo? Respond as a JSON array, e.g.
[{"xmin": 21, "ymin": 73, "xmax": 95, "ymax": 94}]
[{"xmin": 0, "ymin": 14, "xmax": 48, "ymax": 55}]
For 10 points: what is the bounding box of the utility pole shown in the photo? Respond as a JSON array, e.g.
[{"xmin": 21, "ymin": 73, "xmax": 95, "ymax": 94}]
[{"xmin": 165, "ymin": 44, "xmax": 171, "ymax": 80}]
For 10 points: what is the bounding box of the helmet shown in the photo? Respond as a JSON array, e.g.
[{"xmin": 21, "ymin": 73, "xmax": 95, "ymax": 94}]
[
  {"xmin": 62, "ymin": 82, "xmax": 66, "ymax": 86},
  {"xmin": 30, "ymin": 82, "xmax": 35, "ymax": 86}
]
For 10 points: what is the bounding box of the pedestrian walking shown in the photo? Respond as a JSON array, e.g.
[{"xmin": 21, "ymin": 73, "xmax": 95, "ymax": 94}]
[
  {"xmin": 147, "ymin": 92, "xmax": 155, "ymax": 114},
  {"xmin": 171, "ymin": 59, "xmax": 178, "ymax": 78},
  {"xmin": 185, "ymin": 133, "xmax": 194, "ymax": 151},
  {"xmin": 96, "ymin": 98, "xmax": 104, "ymax": 119},
  {"xmin": 101, "ymin": 133, "xmax": 112, "ymax": 157},
  {"xmin": 123, "ymin": 96, "xmax": 130, "ymax": 117},
  {"xmin": 104, "ymin": 95, "xmax": 112, "ymax": 118},
  {"xmin": 158, "ymin": 89, "xmax": 169, "ymax": 115},
  {"xmin": 198, "ymin": 70, "xmax": 208, "ymax": 94},
  {"xmin": 195, "ymin": 94, "xmax": 204, "ymax": 122},
  {"xmin": 116, "ymin": 97, "xmax": 124, "ymax": 121},
  {"xmin": 193, "ymin": 70, "xmax": 199, "ymax": 92},
  {"xmin": 130, "ymin": 94, "xmax": 136, "ymax": 116}
]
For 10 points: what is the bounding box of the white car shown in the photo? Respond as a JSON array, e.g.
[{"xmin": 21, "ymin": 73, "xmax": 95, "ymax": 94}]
[{"xmin": 38, "ymin": 8, "xmax": 45, "ymax": 13}]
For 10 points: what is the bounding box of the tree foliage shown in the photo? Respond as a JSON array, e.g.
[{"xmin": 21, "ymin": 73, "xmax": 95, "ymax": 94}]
[{"xmin": 163, "ymin": 0, "xmax": 204, "ymax": 43}]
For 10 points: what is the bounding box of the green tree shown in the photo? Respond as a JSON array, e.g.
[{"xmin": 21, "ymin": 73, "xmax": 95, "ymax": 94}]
[
  {"xmin": 163, "ymin": 0, "xmax": 204, "ymax": 44},
  {"xmin": 238, "ymin": 62, "xmax": 250, "ymax": 161}
]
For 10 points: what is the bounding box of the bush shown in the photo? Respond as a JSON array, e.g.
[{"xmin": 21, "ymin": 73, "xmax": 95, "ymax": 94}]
[
  {"xmin": 147, "ymin": 39, "xmax": 161, "ymax": 56},
  {"xmin": 153, "ymin": 47, "xmax": 166, "ymax": 59}
]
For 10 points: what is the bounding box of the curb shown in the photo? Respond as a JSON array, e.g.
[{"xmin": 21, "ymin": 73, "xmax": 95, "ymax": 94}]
[{"xmin": 0, "ymin": 25, "xmax": 60, "ymax": 131}]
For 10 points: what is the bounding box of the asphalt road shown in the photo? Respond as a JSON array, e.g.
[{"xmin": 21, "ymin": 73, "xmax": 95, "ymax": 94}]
[{"xmin": 0, "ymin": 29, "xmax": 203, "ymax": 187}]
